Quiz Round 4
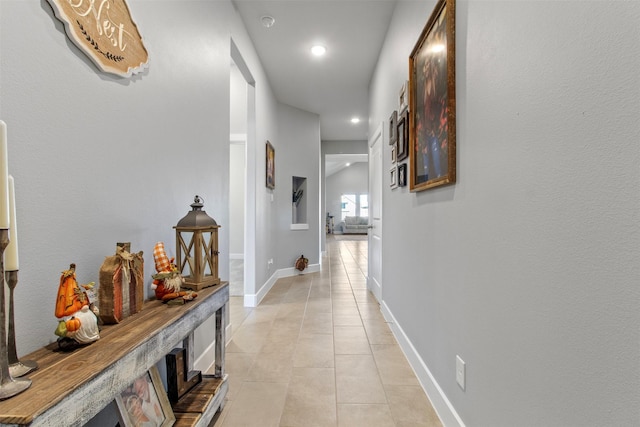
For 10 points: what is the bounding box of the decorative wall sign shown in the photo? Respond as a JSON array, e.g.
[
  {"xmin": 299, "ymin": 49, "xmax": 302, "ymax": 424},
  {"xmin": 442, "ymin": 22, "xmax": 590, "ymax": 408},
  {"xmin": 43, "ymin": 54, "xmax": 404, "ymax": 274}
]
[
  {"xmin": 47, "ymin": 0, "xmax": 149, "ymax": 77},
  {"xmin": 166, "ymin": 348, "xmax": 202, "ymax": 404}
]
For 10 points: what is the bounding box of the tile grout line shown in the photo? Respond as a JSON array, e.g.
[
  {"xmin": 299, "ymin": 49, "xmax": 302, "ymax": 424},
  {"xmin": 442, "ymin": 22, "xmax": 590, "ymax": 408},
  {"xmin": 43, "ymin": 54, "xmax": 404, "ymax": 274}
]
[{"xmin": 277, "ymin": 259, "xmax": 316, "ymax": 427}]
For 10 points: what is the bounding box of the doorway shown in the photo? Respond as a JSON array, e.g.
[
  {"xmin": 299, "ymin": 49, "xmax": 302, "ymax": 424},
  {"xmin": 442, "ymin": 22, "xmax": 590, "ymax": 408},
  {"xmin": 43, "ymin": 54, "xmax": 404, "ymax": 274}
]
[
  {"xmin": 229, "ymin": 40, "xmax": 256, "ymax": 300},
  {"xmin": 367, "ymin": 123, "xmax": 383, "ymax": 302}
]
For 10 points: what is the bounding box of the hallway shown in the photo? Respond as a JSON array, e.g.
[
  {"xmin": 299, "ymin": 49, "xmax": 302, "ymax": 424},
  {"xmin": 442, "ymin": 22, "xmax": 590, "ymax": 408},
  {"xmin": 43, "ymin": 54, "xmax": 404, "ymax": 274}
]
[{"xmin": 212, "ymin": 236, "xmax": 442, "ymax": 426}]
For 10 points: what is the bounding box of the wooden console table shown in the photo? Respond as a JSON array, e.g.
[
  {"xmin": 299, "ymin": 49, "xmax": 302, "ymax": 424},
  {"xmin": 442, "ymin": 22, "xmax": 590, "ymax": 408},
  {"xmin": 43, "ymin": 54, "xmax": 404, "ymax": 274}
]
[{"xmin": 0, "ymin": 282, "xmax": 229, "ymax": 427}]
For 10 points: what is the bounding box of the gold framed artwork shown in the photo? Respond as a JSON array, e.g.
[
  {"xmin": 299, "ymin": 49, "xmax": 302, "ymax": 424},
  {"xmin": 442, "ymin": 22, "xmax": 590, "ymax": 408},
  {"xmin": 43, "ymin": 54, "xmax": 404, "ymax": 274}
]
[
  {"xmin": 266, "ymin": 141, "xmax": 275, "ymax": 189},
  {"xmin": 115, "ymin": 366, "xmax": 175, "ymax": 427},
  {"xmin": 409, "ymin": 0, "xmax": 456, "ymax": 192}
]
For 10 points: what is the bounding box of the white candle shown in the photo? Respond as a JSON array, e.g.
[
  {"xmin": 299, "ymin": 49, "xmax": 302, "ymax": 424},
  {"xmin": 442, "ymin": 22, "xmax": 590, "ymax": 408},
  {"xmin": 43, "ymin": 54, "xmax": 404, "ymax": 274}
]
[
  {"xmin": 0, "ymin": 121, "xmax": 9, "ymax": 228},
  {"xmin": 6, "ymin": 175, "xmax": 18, "ymax": 271}
]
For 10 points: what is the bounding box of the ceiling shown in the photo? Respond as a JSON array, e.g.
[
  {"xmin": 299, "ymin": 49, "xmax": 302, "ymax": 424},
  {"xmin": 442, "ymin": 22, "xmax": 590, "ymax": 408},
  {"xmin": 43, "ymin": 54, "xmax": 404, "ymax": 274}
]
[
  {"xmin": 232, "ymin": 0, "xmax": 397, "ymax": 142},
  {"xmin": 325, "ymin": 153, "xmax": 368, "ymax": 177}
]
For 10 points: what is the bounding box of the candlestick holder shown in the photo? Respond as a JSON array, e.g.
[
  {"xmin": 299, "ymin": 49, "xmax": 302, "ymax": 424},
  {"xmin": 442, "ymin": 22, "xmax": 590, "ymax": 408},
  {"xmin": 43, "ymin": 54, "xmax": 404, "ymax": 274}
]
[
  {"xmin": 0, "ymin": 229, "xmax": 30, "ymax": 399},
  {"xmin": 6, "ymin": 270, "xmax": 37, "ymax": 378}
]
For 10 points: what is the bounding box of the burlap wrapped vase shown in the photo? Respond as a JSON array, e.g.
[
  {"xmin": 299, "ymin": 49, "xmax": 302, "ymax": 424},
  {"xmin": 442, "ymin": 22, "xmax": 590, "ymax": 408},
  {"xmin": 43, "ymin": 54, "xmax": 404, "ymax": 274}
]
[{"xmin": 98, "ymin": 242, "xmax": 144, "ymax": 324}]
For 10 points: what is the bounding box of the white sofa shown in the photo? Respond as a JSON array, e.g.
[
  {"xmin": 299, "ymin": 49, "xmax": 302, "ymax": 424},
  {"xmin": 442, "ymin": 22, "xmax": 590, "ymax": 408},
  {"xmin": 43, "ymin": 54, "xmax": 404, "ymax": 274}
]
[{"xmin": 341, "ymin": 216, "xmax": 369, "ymax": 234}]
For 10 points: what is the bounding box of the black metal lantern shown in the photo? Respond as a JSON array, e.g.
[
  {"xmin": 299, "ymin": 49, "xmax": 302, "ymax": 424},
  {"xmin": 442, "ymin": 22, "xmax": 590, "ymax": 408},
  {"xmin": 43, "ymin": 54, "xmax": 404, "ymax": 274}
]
[{"xmin": 174, "ymin": 196, "xmax": 220, "ymax": 290}]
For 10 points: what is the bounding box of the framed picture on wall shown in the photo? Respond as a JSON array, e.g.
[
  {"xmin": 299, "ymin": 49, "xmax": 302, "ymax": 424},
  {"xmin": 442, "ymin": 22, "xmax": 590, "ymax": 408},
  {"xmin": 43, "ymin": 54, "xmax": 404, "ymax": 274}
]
[
  {"xmin": 409, "ymin": 0, "xmax": 456, "ymax": 192},
  {"xmin": 389, "ymin": 110, "xmax": 398, "ymax": 146},
  {"xmin": 115, "ymin": 367, "xmax": 175, "ymax": 427},
  {"xmin": 390, "ymin": 165, "xmax": 398, "ymax": 189},
  {"xmin": 397, "ymin": 109, "xmax": 409, "ymax": 161},
  {"xmin": 399, "ymin": 80, "xmax": 409, "ymax": 113},
  {"xmin": 398, "ymin": 163, "xmax": 407, "ymax": 187},
  {"xmin": 266, "ymin": 141, "xmax": 275, "ymax": 189},
  {"xmin": 391, "ymin": 145, "xmax": 397, "ymax": 164}
]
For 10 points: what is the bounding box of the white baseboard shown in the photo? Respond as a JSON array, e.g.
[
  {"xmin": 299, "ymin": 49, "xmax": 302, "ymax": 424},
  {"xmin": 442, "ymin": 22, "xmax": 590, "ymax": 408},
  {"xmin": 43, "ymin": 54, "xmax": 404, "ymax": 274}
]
[
  {"xmin": 244, "ymin": 269, "xmax": 279, "ymax": 307},
  {"xmin": 277, "ymin": 263, "xmax": 321, "ymax": 279},
  {"xmin": 244, "ymin": 292, "xmax": 259, "ymax": 307},
  {"xmin": 367, "ymin": 276, "xmax": 381, "ymax": 303},
  {"xmin": 243, "ymin": 263, "xmax": 321, "ymax": 307},
  {"xmin": 381, "ymin": 301, "xmax": 465, "ymax": 427}
]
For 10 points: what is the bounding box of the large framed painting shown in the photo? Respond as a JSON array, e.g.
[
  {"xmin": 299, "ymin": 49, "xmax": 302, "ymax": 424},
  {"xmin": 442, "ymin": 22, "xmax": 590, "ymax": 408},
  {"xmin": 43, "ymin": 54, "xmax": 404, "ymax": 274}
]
[
  {"xmin": 115, "ymin": 367, "xmax": 175, "ymax": 427},
  {"xmin": 409, "ymin": 0, "xmax": 456, "ymax": 192},
  {"xmin": 266, "ymin": 141, "xmax": 275, "ymax": 189}
]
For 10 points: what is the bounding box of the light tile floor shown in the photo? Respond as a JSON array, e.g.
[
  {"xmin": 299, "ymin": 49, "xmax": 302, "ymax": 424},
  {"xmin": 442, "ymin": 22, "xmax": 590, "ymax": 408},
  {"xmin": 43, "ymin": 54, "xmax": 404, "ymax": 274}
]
[{"xmin": 211, "ymin": 236, "xmax": 442, "ymax": 426}]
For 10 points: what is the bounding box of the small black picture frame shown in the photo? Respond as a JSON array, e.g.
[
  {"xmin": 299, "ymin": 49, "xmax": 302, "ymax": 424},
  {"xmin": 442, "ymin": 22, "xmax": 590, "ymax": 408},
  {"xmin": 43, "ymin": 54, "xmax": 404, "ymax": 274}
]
[
  {"xmin": 389, "ymin": 110, "xmax": 398, "ymax": 145},
  {"xmin": 398, "ymin": 163, "xmax": 407, "ymax": 187},
  {"xmin": 397, "ymin": 109, "xmax": 409, "ymax": 161}
]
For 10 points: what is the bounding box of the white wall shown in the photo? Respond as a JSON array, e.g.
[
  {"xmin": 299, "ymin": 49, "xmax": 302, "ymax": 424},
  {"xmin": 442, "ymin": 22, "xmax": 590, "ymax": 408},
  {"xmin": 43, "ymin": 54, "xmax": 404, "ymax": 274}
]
[
  {"xmin": 229, "ymin": 63, "xmax": 246, "ymax": 257},
  {"xmin": 325, "ymin": 162, "xmax": 368, "ymax": 229},
  {"xmin": 275, "ymin": 103, "xmax": 321, "ymax": 269},
  {"xmin": 369, "ymin": 1, "xmax": 640, "ymax": 426},
  {"xmin": 229, "ymin": 142, "xmax": 245, "ymax": 256},
  {"xmin": 230, "ymin": 63, "xmax": 248, "ymax": 135}
]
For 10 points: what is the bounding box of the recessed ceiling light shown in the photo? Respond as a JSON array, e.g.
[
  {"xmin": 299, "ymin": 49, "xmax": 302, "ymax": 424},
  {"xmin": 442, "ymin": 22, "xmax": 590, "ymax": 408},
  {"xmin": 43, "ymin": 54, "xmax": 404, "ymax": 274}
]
[
  {"xmin": 350, "ymin": 117, "xmax": 360, "ymax": 124},
  {"xmin": 346, "ymin": 163, "xmax": 351, "ymax": 167},
  {"xmin": 261, "ymin": 15, "xmax": 275, "ymax": 28},
  {"xmin": 311, "ymin": 45, "xmax": 326, "ymax": 56}
]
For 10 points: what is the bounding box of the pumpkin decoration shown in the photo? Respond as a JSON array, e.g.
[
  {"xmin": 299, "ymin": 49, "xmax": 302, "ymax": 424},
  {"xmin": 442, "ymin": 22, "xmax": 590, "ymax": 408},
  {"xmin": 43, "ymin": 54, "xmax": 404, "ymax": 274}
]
[
  {"xmin": 295, "ymin": 255, "xmax": 309, "ymax": 272},
  {"xmin": 65, "ymin": 317, "xmax": 81, "ymax": 332}
]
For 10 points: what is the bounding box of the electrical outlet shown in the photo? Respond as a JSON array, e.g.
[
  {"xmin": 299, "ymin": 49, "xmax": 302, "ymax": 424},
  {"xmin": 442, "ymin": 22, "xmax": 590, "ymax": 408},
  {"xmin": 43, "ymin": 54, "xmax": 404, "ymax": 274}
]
[{"xmin": 456, "ymin": 355, "xmax": 466, "ymax": 391}]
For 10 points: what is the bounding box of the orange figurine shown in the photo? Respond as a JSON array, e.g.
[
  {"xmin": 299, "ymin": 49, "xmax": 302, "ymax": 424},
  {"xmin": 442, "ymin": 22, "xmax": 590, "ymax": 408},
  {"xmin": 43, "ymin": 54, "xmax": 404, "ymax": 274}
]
[
  {"xmin": 151, "ymin": 242, "xmax": 196, "ymax": 303},
  {"xmin": 54, "ymin": 263, "xmax": 100, "ymax": 350}
]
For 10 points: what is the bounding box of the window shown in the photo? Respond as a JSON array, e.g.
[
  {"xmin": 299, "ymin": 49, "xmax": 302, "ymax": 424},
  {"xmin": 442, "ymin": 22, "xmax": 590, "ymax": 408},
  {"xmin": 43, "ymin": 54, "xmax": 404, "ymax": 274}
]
[
  {"xmin": 359, "ymin": 194, "xmax": 369, "ymax": 218},
  {"xmin": 341, "ymin": 194, "xmax": 356, "ymax": 221},
  {"xmin": 341, "ymin": 193, "xmax": 368, "ymax": 220}
]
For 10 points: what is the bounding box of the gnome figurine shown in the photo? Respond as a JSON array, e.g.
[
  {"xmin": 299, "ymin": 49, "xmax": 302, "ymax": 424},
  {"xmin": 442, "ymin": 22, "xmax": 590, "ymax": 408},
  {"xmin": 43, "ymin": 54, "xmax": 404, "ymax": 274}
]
[
  {"xmin": 151, "ymin": 242, "xmax": 193, "ymax": 302},
  {"xmin": 54, "ymin": 263, "xmax": 100, "ymax": 350}
]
